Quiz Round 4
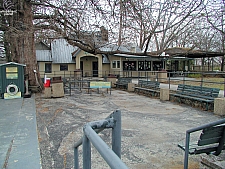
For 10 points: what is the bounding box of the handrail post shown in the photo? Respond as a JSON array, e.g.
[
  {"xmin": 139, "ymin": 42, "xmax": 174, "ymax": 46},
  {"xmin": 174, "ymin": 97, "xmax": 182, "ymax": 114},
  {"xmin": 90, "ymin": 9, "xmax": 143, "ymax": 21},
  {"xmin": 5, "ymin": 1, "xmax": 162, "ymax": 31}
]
[
  {"xmin": 184, "ymin": 132, "xmax": 190, "ymax": 169},
  {"xmin": 83, "ymin": 135, "xmax": 91, "ymax": 169},
  {"xmin": 73, "ymin": 110, "xmax": 128, "ymax": 169},
  {"xmin": 74, "ymin": 147, "xmax": 79, "ymax": 169},
  {"xmin": 112, "ymin": 110, "xmax": 121, "ymax": 158}
]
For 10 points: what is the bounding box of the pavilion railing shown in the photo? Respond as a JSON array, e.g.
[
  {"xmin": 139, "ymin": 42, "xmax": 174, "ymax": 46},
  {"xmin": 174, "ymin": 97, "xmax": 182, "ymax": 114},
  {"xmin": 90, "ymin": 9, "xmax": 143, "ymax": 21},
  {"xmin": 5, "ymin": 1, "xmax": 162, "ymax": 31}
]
[{"xmin": 73, "ymin": 110, "xmax": 129, "ymax": 169}]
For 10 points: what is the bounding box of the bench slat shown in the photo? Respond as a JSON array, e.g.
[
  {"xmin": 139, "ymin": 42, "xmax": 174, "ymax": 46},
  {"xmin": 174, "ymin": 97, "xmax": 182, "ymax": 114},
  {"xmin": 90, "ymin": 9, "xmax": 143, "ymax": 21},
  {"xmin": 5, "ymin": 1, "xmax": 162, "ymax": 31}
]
[
  {"xmin": 198, "ymin": 137, "xmax": 221, "ymax": 146},
  {"xmin": 178, "ymin": 143, "xmax": 225, "ymax": 155},
  {"xmin": 198, "ymin": 126, "xmax": 225, "ymax": 146},
  {"xmin": 194, "ymin": 145, "xmax": 225, "ymax": 155},
  {"xmin": 135, "ymin": 80, "xmax": 160, "ymax": 97},
  {"xmin": 173, "ymin": 84, "xmax": 220, "ymax": 110},
  {"xmin": 114, "ymin": 78, "xmax": 132, "ymax": 89},
  {"xmin": 200, "ymin": 126, "xmax": 225, "ymax": 140}
]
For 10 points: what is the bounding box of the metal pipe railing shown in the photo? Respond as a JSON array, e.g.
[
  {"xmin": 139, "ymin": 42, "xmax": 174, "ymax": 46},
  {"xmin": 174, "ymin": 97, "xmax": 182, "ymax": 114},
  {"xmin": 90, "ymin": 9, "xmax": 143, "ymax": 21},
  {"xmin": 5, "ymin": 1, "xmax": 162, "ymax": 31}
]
[
  {"xmin": 74, "ymin": 110, "xmax": 129, "ymax": 169},
  {"xmin": 40, "ymin": 70, "xmax": 225, "ymax": 97}
]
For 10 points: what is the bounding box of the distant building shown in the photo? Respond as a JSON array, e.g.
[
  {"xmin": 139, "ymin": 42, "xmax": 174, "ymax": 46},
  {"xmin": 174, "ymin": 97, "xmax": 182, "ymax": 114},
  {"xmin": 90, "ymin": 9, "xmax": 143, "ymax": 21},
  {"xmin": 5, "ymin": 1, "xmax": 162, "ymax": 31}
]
[{"xmin": 35, "ymin": 38, "xmax": 167, "ymax": 78}]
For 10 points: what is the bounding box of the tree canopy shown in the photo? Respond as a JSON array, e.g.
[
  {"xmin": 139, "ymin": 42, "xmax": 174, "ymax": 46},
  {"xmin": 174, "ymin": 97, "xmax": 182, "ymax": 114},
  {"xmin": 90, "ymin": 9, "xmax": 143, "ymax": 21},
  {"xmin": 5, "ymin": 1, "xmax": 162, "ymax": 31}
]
[{"xmin": 0, "ymin": 0, "xmax": 224, "ymax": 84}]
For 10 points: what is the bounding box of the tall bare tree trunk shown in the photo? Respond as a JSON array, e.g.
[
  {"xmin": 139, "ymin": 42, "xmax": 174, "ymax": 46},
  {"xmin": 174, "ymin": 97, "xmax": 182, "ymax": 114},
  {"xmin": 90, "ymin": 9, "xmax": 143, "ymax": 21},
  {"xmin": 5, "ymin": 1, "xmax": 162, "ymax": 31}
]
[
  {"xmin": 22, "ymin": 2, "xmax": 38, "ymax": 86},
  {"xmin": 221, "ymin": 13, "xmax": 224, "ymax": 71},
  {"xmin": 5, "ymin": 1, "xmax": 40, "ymax": 86},
  {"xmin": 118, "ymin": 0, "xmax": 123, "ymax": 46}
]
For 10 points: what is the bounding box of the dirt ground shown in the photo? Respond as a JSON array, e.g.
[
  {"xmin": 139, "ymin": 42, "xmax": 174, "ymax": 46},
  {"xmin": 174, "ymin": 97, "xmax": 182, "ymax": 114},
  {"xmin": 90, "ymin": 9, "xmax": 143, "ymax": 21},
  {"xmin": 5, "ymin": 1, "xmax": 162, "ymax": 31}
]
[{"xmin": 35, "ymin": 88, "xmax": 224, "ymax": 169}]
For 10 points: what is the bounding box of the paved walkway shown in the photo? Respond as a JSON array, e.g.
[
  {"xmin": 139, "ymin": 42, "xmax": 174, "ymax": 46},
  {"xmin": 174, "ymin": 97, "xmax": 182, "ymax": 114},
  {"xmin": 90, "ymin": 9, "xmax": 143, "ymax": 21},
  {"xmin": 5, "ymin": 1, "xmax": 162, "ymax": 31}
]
[
  {"xmin": 0, "ymin": 82, "xmax": 224, "ymax": 169},
  {"xmin": 36, "ymin": 88, "xmax": 225, "ymax": 169},
  {"xmin": 0, "ymin": 96, "xmax": 41, "ymax": 169}
]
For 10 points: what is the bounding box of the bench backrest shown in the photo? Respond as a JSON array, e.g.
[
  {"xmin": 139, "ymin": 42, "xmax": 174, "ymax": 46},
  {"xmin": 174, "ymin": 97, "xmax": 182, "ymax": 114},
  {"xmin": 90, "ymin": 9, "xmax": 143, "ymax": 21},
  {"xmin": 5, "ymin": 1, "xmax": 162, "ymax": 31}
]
[
  {"xmin": 177, "ymin": 84, "xmax": 220, "ymax": 98},
  {"xmin": 117, "ymin": 78, "xmax": 132, "ymax": 83},
  {"xmin": 138, "ymin": 80, "xmax": 160, "ymax": 88},
  {"xmin": 197, "ymin": 125, "xmax": 225, "ymax": 155}
]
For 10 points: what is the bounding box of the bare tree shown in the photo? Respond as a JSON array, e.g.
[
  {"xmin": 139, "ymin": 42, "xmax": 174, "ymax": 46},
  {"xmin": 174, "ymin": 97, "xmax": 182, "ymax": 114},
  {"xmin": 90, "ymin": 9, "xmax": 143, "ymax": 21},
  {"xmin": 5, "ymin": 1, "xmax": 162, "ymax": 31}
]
[
  {"xmin": 32, "ymin": 0, "xmax": 205, "ymax": 54},
  {"xmin": 0, "ymin": 0, "xmax": 223, "ymax": 85},
  {"xmin": 203, "ymin": 0, "xmax": 225, "ymax": 70},
  {"xmin": 119, "ymin": 0, "xmax": 205, "ymax": 54},
  {"xmin": 1, "ymin": 1, "xmax": 38, "ymax": 85}
]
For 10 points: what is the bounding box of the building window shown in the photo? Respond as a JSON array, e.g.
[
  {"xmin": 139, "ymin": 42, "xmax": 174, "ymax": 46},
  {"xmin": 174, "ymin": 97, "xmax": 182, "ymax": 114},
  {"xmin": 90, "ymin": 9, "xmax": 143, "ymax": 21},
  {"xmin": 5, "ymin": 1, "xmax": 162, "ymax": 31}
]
[
  {"xmin": 112, "ymin": 60, "xmax": 120, "ymax": 68},
  {"xmin": 138, "ymin": 61, "xmax": 151, "ymax": 71},
  {"xmin": 60, "ymin": 64, "xmax": 68, "ymax": 71},
  {"xmin": 45, "ymin": 63, "xmax": 52, "ymax": 73},
  {"xmin": 123, "ymin": 61, "xmax": 136, "ymax": 70},
  {"xmin": 153, "ymin": 61, "xmax": 163, "ymax": 71}
]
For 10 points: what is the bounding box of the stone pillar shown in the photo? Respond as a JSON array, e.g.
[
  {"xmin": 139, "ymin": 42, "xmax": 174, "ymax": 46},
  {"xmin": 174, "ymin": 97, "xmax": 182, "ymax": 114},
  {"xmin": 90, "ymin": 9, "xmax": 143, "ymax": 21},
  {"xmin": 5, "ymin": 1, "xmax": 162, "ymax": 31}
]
[
  {"xmin": 44, "ymin": 87, "xmax": 52, "ymax": 98},
  {"xmin": 150, "ymin": 76, "xmax": 156, "ymax": 81},
  {"xmin": 52, "ymin": 82, "xmax": 64, "ymax": 98},
  {"xmin": 214, "ymin": 98, "xmax": 225, "ymax": 116},
  {"xmin": 107, "ymin": 77, "xmax": 117, "ymax": 88},
  {"xmin": 158, "ymin": 72, "xmax": 167, "ymax": 82},
  {"xmin": 128, "ymin": 83, "xmax": 135, "ymax": 92},
  {"xmin": 160, "ymin": 88, "xmax": 169, "ymax": 101}
]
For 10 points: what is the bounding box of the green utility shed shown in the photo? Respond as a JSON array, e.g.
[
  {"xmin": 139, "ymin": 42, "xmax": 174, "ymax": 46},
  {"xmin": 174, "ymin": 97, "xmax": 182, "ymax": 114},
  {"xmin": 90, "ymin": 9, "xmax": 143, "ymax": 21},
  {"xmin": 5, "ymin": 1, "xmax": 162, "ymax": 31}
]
[{"xmin": 0, "ymin": 62, "xmax": 26, "ymax": 98}]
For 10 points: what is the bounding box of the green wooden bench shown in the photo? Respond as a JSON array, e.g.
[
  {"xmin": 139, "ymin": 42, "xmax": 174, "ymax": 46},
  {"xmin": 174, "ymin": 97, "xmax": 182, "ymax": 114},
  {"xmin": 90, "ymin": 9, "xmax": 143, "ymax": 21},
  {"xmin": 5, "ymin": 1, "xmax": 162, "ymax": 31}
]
[
  {"xmin": 178, "ymin": 118, "xmax": 225, "ymax": 169},
  {"xmin": 114, "ymin": 78, "xmax": 132, "ymax": 90},
  {"xmin": 134, "ymin": 80, "xmax": 160, "ymax": 97},
  {"xmin": 171, "ymin": 84, "xmax": 220, "ymax": 110}
]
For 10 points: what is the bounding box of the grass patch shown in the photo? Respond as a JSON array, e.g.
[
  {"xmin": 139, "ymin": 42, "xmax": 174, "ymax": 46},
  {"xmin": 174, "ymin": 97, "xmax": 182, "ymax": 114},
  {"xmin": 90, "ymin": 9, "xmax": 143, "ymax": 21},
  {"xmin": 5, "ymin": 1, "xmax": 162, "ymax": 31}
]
[{"xmin": 187, "ymin": 73, "xmax": 202, "ymax": 78}]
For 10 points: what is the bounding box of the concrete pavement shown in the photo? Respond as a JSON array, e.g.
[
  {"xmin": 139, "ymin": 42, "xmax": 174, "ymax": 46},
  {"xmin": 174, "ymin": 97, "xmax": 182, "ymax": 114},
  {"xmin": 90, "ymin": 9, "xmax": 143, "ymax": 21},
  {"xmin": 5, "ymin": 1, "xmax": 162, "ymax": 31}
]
[
  {"xmin": 0, "ymin": 96, "xmax": 41, "ymax": 169},
  {"xmin": 36, "ymin": 88, "xmax": 225, "ymax": 169},
  {"xmin": 0, "ymin": 81, "xmax": 224, "ymax": 169}
]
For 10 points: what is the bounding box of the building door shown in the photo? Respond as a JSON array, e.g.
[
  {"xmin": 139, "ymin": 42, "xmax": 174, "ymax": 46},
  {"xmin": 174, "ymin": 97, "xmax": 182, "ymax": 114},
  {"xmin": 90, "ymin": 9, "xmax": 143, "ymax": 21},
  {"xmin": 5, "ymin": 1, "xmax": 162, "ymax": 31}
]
[{"xmin": 92, "ymin": 61, "xmax": 98, "ymax": 77}]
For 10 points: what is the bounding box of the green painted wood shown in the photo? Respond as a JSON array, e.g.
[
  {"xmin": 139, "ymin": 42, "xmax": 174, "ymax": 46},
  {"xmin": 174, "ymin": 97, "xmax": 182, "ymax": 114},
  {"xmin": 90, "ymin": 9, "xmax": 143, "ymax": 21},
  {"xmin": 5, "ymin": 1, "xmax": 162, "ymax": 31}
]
[
  {"xmin": 200, "ymin": 126, "xmax": 225, "ymax": 139},
  {"xmin": 174, "ymin": 84, "xmax": 220, "ymax": 110},
  {"xmin": 115, "ymin": 78, "xmax": 132, "ymax": 89},
  {"xmin": 198, "ymin": 137, "xmax": 221, "ymax": 146}
]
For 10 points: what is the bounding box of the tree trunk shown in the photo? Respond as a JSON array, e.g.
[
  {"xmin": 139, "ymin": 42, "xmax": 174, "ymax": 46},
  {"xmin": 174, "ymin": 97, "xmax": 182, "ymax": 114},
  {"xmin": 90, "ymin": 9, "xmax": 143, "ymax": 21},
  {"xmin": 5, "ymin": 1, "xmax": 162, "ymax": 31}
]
[
  {"xmin": 221, "ymin": 56, "xmax": 225, "ymax": 71},
  {"xmin": 221, "ymin": 34, "xmax": 225, "ymax": 71},
  {"xmin": 118, "ymin": 0, "xmax": 123, "ymax": 46},
  {"xmin": 6, "ymin": 1, "xmax": 41, "ymax": 86}
]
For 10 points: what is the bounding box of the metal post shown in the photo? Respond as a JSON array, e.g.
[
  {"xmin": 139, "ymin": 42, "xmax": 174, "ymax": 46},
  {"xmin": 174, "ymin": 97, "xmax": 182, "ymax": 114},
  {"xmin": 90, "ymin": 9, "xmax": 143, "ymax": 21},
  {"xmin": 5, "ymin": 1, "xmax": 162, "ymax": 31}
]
[
  {"xmin": 200, "ymin": 72, "xmax": 203, "ymax": 88},
  {"xmin": 74, "ymin": 147, "xmax": 79, "ymax": 169},
  {"xmin": 168, "ymin": 72, "xmax": 171, "ymax": 89},
  {"xmin": 147, "ymin": 71, "xmax": 149, "ymax": 81},
  {"xmin": 83, "ymin": 135, "xmax": 91, "ymax": 169},
  {"xmin": 156, "ymin": 71, "xmax": 158, "ymax": 82},
  {"xmin": 69, "ymin": 82, "xmax": 71, "ymax": 96},
  {"xmin": 183, "ymin": 73, "xmax": 185, "ymax": 85},
  {"xmin": 84, "ymin": 125, "xmax": 129, "ymax": 169},
  {"xmin": 112, "ymin": 110, "xmax": 121, "ymax": 158},
  {"xmin": 184, "ymin": 132, "xmax": 190, "ymax": 169}
]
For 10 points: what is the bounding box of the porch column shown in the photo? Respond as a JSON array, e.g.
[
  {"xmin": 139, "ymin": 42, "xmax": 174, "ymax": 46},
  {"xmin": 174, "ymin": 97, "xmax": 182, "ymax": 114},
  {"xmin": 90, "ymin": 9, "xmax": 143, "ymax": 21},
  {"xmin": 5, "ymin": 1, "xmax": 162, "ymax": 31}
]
[
  {"xmin": 120, "ymin": 57, "xmax": 123, "ymax": 77},
  {"xmin": 98, "ymin": 55, "xmax": 103, "ymax": 77},
  {"xmin": 76, "ymin": 56, "xmax": 80, "ymax": 69}
]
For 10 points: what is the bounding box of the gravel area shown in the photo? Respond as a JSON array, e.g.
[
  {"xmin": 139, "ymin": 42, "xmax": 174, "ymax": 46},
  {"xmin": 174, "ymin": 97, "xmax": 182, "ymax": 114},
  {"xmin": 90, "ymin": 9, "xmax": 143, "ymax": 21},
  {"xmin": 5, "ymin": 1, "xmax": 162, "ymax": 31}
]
[{"xmin": 35, "ymin": 89, "xmax": 224, "ymax": 169}]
